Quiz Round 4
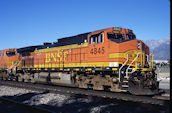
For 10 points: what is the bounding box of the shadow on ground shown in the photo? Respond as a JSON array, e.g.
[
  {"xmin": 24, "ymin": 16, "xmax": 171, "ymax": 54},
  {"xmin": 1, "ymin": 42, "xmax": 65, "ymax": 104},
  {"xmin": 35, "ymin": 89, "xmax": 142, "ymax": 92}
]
[{"xmin": 0, "ymin": 91, "xmax": 169, "ymax": 113}]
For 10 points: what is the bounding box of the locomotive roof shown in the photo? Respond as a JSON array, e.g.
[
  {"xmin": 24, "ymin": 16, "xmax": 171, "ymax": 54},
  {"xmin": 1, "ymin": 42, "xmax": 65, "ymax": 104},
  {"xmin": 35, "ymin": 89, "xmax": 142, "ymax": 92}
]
[
  {"xmin": 17, "ymin": 45, "xmax": 43, "ymax": 53},
  {"xmin": 17, "ymin": 27, "xmax": 135, "ymax": 52},
  {"xmin": 57, "ymin": 32, "xmax": 90, "ymax": 46},
  {"xmin": 0, "ymin": 48, "xmax": 17, "ymax": 52}
]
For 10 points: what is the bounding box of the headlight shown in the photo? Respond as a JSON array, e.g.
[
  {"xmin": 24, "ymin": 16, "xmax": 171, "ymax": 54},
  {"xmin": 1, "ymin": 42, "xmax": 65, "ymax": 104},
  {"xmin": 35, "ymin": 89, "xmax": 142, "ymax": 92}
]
[{"xmin": 137, "ymin": 41, "xmax": 140, "ymax": 49}]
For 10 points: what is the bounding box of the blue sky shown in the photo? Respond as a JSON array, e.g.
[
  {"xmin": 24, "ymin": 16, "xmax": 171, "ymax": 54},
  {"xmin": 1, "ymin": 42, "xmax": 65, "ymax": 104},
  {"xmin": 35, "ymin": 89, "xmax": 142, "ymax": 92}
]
[{"xmin": 0, "ymin": 0, "xmax": 170, "ymax": 50}]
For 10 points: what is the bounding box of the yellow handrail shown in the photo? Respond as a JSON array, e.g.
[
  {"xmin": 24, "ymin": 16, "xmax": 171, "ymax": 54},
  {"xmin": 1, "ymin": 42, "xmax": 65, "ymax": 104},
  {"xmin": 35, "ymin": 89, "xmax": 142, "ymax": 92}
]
[{"xmin": 151, "ymin": 54, "xmax": 154, "ymax": 69}]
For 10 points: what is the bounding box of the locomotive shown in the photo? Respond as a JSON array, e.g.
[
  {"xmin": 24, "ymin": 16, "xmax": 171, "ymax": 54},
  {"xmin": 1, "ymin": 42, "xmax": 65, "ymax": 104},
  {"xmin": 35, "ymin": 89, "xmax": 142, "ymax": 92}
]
[{"xmin": 0, "ymin": 27, "xmax": 159, "ymax": 95}]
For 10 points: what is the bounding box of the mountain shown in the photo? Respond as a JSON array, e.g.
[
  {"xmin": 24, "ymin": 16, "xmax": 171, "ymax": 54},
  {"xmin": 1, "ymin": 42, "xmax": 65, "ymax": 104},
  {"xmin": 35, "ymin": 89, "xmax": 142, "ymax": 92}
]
[{"xmin": 143, "ymin": 38, "xmax": 170, "ymax": 60}]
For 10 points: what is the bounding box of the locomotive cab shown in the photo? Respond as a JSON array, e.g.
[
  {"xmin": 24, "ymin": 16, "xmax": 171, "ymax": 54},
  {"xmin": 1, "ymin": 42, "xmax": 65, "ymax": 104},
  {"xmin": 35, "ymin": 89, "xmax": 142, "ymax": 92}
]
[
  {"xmin": 86, "ymin": 27, "xmax": 159, "ymax": 95},
  {"xmin": 0, "ymin": 48, "xmax": 20, "ymax": 71},
  {"xmin": 106, "ymin": 27, "xmax": 158, "ymax": 95},
  {"xmin": 0, "ymin": 48, "xmax": 21, "ymax": 80}
]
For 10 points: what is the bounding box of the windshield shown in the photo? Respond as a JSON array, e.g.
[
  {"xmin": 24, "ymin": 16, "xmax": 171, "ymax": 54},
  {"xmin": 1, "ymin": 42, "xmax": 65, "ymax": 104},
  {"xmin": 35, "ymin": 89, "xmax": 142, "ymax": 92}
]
[
  {"xmin": 6, "ymin": 51, "xmax": 16, "ymax": 57},
  {"xmin": 107, "ymin": 33, "xmax": 136, "ymax": 43},
  {"xmin": 108, "ymin": 33, "xmax": 123, "ymax": 39},
  {"xmin": 126, "ymin": 34, "xmax": 136, "ymax": 40},
  {"xmin": 107, "ymin": 33, "xmax": 125, "ymax": 42}
]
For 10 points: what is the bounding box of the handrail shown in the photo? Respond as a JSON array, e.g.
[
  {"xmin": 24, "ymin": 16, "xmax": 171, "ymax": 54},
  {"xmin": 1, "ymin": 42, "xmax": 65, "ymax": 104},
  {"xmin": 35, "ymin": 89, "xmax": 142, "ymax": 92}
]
[
  {"xmin": 146, "ymin": 54, "xmax": 150, "ymax": 67},
  {"xmin": 151, "ymin": 54, "xmax": 154, "ymax": 68},
  {"xmin": 8, "ymin": 60, "xmax": 21, "ymax": 70},
  {"xmin": 8, "ymin": 62, "xmax": 18, "ymax": 70},
  {"xmin": 126, "ymin": 52, "xmax": 141, "ymax": 78},
  {"xmin": 118, "ymin": 53, "xmax": 129, "ymax": 83}
]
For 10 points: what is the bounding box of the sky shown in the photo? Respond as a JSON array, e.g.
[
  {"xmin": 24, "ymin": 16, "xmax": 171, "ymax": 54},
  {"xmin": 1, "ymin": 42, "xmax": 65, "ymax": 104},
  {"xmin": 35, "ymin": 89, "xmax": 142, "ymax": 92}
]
[{"xmin": 0, "ymin": 0, "xmax": 170, "ymax": 50}]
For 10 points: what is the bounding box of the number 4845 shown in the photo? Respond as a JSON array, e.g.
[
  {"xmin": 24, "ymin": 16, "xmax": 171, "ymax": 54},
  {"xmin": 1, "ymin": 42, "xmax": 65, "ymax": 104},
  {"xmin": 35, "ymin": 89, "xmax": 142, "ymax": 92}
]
[{"xmin": 90, "ymin": 47, "xmax": 104, "ymax": 54}]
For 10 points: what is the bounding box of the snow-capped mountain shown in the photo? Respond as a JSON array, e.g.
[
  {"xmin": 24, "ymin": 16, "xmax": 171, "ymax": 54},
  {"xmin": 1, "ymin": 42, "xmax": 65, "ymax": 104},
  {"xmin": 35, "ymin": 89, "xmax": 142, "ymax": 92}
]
[{"xmin": 143, "ymin": 37, "xmax": 170, "ymax": 60}]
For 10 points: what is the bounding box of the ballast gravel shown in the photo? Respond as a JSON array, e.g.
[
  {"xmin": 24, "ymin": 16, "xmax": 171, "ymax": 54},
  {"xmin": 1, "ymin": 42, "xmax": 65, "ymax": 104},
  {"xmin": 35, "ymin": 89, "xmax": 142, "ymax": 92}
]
[
  {"xmin": 0, "ymin": 85, "xmax": 168, "ymax": 113},
  {"xmin": 0, "ymin": 86, "xmax": 37, "ymax": 96},
  {"xmin": 0, "ymin": 85, "xmax": 95, "ymax": 112}
]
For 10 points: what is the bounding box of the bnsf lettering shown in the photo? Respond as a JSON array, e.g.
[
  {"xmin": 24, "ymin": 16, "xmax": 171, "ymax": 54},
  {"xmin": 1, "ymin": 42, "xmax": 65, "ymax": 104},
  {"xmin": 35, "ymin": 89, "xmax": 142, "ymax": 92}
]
[
  {"xmin": 45, "ymin": 51, "xmax": 68, "ymax": 63},
  {"xmin": 90, "ymin": 47, "xmax": 104, "ymax": 55}
]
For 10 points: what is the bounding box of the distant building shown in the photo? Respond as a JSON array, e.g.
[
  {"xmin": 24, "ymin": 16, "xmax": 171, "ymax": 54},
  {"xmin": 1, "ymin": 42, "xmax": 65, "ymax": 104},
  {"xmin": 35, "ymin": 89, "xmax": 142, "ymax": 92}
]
[
  {"xmin": 154, "ymin": 60, "xmax": 170, "ymax": 74},
  {"xmin": 154, "ymin": 60, "xmax": 168, "ymax": 64}
]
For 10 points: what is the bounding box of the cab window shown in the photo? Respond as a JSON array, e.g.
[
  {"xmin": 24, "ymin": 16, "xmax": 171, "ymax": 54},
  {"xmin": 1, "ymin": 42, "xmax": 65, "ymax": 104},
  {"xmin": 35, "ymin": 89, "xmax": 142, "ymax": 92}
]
[
  {"xmin": 99, "ymin": 33, "xmax": 103, "ymax": 43},
  {"xmin": 107, "ymin": 32, "xmax": 135, "ymax": 43},
  {"xmin": 6, "ymin": 51, "xmax": 16, "ymax": 57},
  {"xmin": 107, "ymin": 33, "xmax": 124, "ymax": 41},
  {"xmin": 126, "ymin": 34, "xmax": 136, "ymax": 40},
  {"xmin": 89, "ymin": 33, "xmax": 104, "ymax": 44},
  {"xmin": 0, "ymin": 53, "xmax": 5, "ymax": 56}
]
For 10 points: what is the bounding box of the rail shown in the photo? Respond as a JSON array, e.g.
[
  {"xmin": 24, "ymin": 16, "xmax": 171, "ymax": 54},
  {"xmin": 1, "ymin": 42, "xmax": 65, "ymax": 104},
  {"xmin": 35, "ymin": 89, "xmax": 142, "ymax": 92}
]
[{"xmin": 0, "ymin": 80, "xmax": 169, "ymax": 106}]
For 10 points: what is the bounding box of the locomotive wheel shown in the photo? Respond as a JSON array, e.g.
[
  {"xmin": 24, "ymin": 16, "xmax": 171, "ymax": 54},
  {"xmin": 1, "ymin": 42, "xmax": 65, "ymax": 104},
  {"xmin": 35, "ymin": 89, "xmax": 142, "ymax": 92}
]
[
  {"xmin": 17, "ymin": 74, "xmax": 23, "ymax": 82},
  {"xmin": 24, "ymin": 79, "xmax": 29, "ymax": 82},
  {"xmin": 3, "ymin": 77, "xmax": 7, "ymax": 81},
  {"xmin": 30, "ymin": 77, "xmax": 35, "ymax": 83},
  {"xmin": 110, "ymin": 84, "xmax": 120, "ymax": 92},
  {"xmin": 2, "ymin": 72, "xmax": 8, "ymax": 81},
  {"xmin": 18, "ymin": 77, "xmax": 23, "ymax": 82},
  {"xmin": 0, "ymin": 72, "xmax": 2, "ymax": 80},
  {"xmin": 78, "ymin": 82, "xmax": 88, "ymax": 89},
  {"xmin": 93, "ymin": 82, "xmax": 104, "ymax": 90},
  {"xmin": 92, "ymin": 75, "xmax": 104, "ymax": 90}
]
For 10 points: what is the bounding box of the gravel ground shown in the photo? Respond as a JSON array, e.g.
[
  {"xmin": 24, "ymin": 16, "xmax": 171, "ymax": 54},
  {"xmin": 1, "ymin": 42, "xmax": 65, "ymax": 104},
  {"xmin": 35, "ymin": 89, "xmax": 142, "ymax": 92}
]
[
  {"xmin": 157, "ymin": 73, "xmax": 170, "ymax": 90},
  {"xmin": 159, "ymin": 81, "xmax": 170, "ymax": 90},
  {"xmin": 0, "ymin": 85, "xmax": 169, "ymax": 113},
  {"xmin": 0, "ymin": 86, "xmax": 37, "ymax": 96},
  {"xmin": 156, "ymin": 65, "xmax": 170, "ymax": 90}
]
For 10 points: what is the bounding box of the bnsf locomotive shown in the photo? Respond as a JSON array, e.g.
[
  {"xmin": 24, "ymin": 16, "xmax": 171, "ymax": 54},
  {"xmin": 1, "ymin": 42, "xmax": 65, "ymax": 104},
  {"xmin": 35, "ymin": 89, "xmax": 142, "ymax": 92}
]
[{"xmin": 0, "ymin": 27, "xmax": 159, "ymax": 95}]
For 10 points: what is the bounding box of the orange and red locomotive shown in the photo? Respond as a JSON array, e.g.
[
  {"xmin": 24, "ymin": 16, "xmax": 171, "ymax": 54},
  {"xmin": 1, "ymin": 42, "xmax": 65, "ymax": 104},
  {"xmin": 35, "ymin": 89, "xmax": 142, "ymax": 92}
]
[{"xmin": 0, "ymin": 27, "xmax": 159, "ymax": 95}]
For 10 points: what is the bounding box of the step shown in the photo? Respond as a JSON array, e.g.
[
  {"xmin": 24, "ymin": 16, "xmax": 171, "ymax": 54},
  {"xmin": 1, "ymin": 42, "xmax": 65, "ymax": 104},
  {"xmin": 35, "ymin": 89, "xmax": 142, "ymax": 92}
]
[
  {"xmin": 120, "ymin": 87, "xmax": 128, "ymax": 91},
  {"xmin": 123, "ymin": 80, "xmax": 128, "ymax": 83},
  {"xmin": 122, "ymin": 85, "xmax": 129, "ymax": 88},
  {"xmin": 120, "ymin": 89, "xmax": 128, "ymax": 92},
  {"xmin": 124, "ymin": 76, "xmax": 129, "ymax": 79}
]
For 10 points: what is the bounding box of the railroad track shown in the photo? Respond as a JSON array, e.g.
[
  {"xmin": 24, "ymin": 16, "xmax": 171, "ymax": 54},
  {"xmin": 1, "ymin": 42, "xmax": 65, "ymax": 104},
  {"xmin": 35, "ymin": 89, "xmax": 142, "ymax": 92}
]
[
  {"xmin": 0, "ymin": 96, "xmax": 54, "ymax": 113},
  {"xmin": 0, "ymin": 80, "xmax": 170, "ymax": 107}
]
